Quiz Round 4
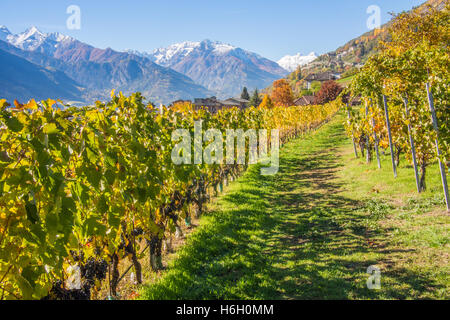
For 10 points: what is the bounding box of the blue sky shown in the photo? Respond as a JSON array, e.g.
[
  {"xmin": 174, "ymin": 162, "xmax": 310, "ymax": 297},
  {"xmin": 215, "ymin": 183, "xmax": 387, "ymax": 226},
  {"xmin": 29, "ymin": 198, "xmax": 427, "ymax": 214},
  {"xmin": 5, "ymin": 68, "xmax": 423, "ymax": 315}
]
[{"xmin": 0, "ymin": 0, "xmax": 424, "ymax": 61}]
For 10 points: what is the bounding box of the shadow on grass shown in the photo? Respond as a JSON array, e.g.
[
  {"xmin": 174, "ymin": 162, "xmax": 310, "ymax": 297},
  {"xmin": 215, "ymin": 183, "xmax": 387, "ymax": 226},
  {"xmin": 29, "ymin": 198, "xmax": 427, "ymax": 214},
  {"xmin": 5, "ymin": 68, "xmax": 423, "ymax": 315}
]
[{"xmin": 140, "ymin": 115, "xmax": 445, "ymax": 300}]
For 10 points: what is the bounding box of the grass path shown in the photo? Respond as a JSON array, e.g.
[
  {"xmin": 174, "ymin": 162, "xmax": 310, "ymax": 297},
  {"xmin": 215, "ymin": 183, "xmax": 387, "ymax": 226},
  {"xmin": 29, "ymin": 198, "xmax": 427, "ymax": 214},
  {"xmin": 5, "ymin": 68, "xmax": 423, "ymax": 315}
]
[{"xmin": 140, "ymin": 113, "xmax": 449, "ymax": 300}]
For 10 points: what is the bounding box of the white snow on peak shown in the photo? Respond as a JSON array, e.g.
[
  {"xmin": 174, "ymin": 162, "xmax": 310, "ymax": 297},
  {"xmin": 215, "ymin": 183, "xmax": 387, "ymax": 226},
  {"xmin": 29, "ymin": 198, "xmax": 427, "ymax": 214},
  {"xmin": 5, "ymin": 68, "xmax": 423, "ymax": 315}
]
[
  {"xmin": 27, "ymin": 26, "xmax": 43, "ymax": 36},
  {"xmin": 0, "ymin": 25, "xmax": 11, "ymax": 33},
  {"xmin": 10, "ymin": 26, "xmax": 46, "ymax": 49},
  {"xmin": 136, "ymin": 40, "xmax": 240, "ymax": 66},
  {"xmin": 2, "ymin": 25, "xmax": 74, "ymax": 52},
  {"xmin": 151, "ymin": 41, "xmax": 201, "ymax": 64},
  {"xmin": 0, "ymin": 25, "xmax": 11, "ymax": 41},
  {"xmin": 211, "ymin": 42, "xmax": 236, "ymax": 55},
  {"xmin": 199, "ymin": 39, "xmax": 237, "ymax": 55},
  {"xmin": 277, "ymin": 52, "xmax": 317, "ymax": 72}
]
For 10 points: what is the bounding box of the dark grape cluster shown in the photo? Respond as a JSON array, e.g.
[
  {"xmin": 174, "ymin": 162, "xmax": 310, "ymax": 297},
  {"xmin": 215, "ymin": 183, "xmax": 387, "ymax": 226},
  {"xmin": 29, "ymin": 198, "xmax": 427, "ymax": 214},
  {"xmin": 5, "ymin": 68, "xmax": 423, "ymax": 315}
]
[
  {"xmin": 43, "ymin": 257, "xmax": 108, "ymax": 300},
  {"xmin": 131, "ymin": 227, "xmax": 144, "ymax": 236},
  {"xmin": 70, "ymin": 250, "xmax": 84, "ymax": 262},
  {"xmin": 81, "ymin": 257, "xmax": 108, "ymax": 286},
  {"xmin": 42, "ymin": 280, "xmax": 90, "ymax": 301}
]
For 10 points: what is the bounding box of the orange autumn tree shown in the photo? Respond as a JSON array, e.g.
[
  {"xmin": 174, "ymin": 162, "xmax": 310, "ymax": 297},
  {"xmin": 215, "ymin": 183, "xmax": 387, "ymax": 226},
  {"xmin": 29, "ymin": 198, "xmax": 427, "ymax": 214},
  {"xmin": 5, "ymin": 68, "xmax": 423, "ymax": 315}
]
[
  {"xmin": 259, "ymin": 94, "xmax": 274, "ymax": 109},
  {"xmin": 271, "ymin": 79, "xmax": 294, "ymax": 107}
]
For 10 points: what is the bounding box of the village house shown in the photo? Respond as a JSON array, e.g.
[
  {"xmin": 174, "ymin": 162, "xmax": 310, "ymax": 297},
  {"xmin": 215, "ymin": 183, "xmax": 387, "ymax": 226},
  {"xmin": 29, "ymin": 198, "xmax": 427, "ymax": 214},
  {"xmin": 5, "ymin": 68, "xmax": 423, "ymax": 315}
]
[
  {"xmin": 221, "ymin": 98, "xmax": 249, "ymax": 109},
  {"xmin": 193, "ymin": 96, "xmax": 249, "ymax": 113},
  {"xmin": 171, "ymin": 99, "xmax": 192, "ymax": 106},
  {"xmin": 294, "ymin": 95, "xmax": 316, "ymax": 106},
  {"xmin": 193, "ymin": 97, "xmax": 223, "ymax": 113},
  {"xmin": 304, "ymin": 71, "xmax": 340, "ymax": 89}
]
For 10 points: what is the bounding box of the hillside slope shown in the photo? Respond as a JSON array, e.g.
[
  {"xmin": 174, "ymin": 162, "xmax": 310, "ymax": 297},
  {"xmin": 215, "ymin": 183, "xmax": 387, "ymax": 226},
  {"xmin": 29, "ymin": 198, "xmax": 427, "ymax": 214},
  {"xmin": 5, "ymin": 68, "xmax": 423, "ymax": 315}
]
[
  {"xmin": 0, "ymin": 27, "xmax": 212, "ymax": 104},
  {"xmin": 136, "ymin": 40, "xmax": 288, "ymax": 99},
  {"xmin": 290, "ymin": 0, "xmax": 447, "ymax": 77},
  {"xmin": 0, "ymin": 47, "xmax": 84, "ymax": 103}
]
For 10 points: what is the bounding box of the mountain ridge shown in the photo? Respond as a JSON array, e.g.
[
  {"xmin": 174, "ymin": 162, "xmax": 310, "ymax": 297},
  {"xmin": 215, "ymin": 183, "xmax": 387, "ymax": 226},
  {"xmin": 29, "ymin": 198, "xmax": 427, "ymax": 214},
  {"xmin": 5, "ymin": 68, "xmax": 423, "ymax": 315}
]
[
  {"xmin": 132, "ymin": 39, "xmax": 289, "ymax": 98},
  {"xmin": 0, "ymin": 43, "xmax": 85, "ymax": 103},
  {"xmin": 0, "ymin": 27, "xmax": 212, "ymax": 104},
  {"xmin": 291, "ymin": 0, "xmax": 447, "ymax": 78}
]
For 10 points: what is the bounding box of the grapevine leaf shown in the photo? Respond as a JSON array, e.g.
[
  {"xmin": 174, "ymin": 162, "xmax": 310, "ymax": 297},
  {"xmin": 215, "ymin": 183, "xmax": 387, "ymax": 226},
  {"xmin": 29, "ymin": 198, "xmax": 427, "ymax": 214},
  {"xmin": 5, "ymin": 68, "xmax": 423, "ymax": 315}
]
[
  {"xmin": 25, "ymin": 200, "xmax": 39, "ymax": 224},
  {"xmin": 15, "ymin": 274, "xmax": 34, "ymax": 300},
  {"xmin": 5, "ymin": 115, "xmax": 23, "ymax": 132},
  {"xmin": 96, "ymin": 195, "xmax": 109, "ymax": 214}
]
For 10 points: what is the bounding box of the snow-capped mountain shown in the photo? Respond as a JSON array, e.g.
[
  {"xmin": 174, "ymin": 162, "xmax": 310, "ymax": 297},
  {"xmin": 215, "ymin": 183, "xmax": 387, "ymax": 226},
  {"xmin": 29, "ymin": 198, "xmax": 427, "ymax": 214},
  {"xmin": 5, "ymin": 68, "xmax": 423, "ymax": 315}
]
[
  {"xmin": 277, "ymin": 52, "xmax": 317, "ymax": 72},
  {"xmin": 132, "ymin": 40, "xmax": 289, "ymax": 98},
  {"xmin": 5, "ymin": 26, "xmax": 74, "ymax": 55},
  {"xmin": 0, "ymin": 26, "xmax": 212, "ymax": 104},
  {"xmin": 0, "ymin": 25, "xmax": 11, "ymax": 41},
  {"xmin": 150, "ymin": 41, "xmax": 201, "ymax": 65}
]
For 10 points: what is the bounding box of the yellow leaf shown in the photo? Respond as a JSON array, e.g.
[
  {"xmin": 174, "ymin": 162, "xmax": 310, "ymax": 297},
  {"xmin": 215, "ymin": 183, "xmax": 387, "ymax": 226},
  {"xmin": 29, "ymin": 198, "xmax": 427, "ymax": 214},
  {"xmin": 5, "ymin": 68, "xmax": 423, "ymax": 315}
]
[
  {"xmin": 25, "ymin": 99, "xmax": 38, "ymax": 110},
  {"xmin": 0, "ymin": 99, "xmax": 11, "ymax": 109},
  {"xmin": 46, "ymin": 99, "xmax": 56, "ymax": 108},
  {"xmin": 14, "ymin": 99, "xmax": 23, "ymax": 109}
]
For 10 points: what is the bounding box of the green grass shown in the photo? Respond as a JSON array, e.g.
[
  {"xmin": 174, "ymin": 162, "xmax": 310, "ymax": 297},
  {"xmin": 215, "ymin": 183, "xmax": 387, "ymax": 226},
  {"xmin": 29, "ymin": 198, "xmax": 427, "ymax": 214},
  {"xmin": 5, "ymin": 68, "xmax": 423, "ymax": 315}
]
[{"xmin": 140, "ymin": 112, "xmax": 449, "ymax": 300}]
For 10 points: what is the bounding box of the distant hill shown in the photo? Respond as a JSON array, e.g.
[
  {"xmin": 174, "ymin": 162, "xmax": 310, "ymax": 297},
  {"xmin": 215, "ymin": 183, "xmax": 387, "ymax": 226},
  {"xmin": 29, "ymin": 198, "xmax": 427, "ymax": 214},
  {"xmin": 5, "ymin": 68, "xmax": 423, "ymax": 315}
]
[
  {"xmin": 0, "ymin": 26, "xmax": 212, "ymax": 104},
  {"xmin": 132, "ymin": 40, "xmax": 289, "ymax": 99},
  {"xmin": 286, "ymin": 0, "xmax": 447, "ymax": 89},
  {"xmin": 0, "ymin": 45, "xmax": 84, "ymax": 103}
]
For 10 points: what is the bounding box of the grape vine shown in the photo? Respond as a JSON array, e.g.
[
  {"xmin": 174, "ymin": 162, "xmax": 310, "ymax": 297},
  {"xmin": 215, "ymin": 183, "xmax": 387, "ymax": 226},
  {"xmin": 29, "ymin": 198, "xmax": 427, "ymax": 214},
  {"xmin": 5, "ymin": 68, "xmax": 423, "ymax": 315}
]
[{"xmin": 0, "ymin": 93, "xmax": 341, "ymax": 300}]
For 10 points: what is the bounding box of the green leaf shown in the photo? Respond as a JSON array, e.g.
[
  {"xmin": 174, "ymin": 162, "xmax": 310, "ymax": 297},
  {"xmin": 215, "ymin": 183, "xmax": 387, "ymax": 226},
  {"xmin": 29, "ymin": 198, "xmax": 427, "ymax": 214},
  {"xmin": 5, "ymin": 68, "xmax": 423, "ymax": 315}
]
[
  {"xmin": 5, "ymin": 115, "xmax": 23, "ymax": 132},
  {"xmin": 137, "ymin": 188, "xmax": 147, "ymax": 203},
  {"xmin": 45, "ymin": 212, "xmax": 58, "ymax": 233},
  {"xmin": 59, "ymin": 197, "xmax": 75, "ymax": 236},
  {"xmin": 108, "ymin": 211, "xmax": 121, "ymax": 229},
  {"xmin": 16, "ymin": 274, "xmax": 34, "ymax": 300},
  {"xmin": 96, "ymin": 195, "xmax": 109, "ymax": 214},
  {"xmin": 29, "ymin": 224, "xmax": 46, "ymax": 245},
  {"xmin": 25, "ymin": 200, "xmax": 39, "ymax": 224},
  {"xmin": 104, "ymin": 169, "xmax": 116, "ymax": 185},
  {"xmin": 84, "ymin": 216, "xmax": 107, "ymax": 237},
  {"xmin": 84, "ymin": 165, "xmax": 102, "ymax": 190}
]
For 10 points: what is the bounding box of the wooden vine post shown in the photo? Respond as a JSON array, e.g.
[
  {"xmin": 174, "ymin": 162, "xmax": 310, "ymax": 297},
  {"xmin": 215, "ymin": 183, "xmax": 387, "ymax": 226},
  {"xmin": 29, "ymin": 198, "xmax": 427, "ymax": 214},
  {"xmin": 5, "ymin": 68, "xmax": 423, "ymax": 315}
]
[
  {"xmin": 426, "ymin": 83, "xmax": 449, "ymax": 211},
  {"xmin": 365, "ymin": 103, "xmax": 371, "ymax": 164},
  {"xmin": 370, "ymin": 99, "xmax": 381, "ymax": 169},
  {"xmin": 403, "ymin": 97, "xmax": 421, "ymax": 193},
  {"xmin": 347, "ymin": 104, "xmax": 358, "ymax": 158},
  {"xmin": 383, "ymin": 95, "xmax": 397, "ymax": 178}
]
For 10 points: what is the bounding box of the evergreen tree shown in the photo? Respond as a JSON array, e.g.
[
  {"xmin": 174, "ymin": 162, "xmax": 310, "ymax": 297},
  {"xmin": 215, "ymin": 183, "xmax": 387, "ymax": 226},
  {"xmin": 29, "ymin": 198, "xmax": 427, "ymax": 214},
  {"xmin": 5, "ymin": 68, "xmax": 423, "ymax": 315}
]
[
  {"xmin": 240, "ymin": 87, "xmax": 250, "ymax": 101},
  {"xmin": 249, "ymin": 89, "xmax": 262, "ymax": 107}
]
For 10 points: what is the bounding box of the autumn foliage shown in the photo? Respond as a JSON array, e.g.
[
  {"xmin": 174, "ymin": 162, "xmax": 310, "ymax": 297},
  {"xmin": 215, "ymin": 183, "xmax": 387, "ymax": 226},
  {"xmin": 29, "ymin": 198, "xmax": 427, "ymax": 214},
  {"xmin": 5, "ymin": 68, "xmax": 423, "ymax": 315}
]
[
  {"xmin": 258, "ymin": 94, "xmax": 274, "ymax": 109},
  {"xmin": 271, "ymin": 79, "xmax": 294, "ymax": 107},
  {"xmin": 346, "ymin": 2, "xmax": 450, "ymax": 192},
  {"xmin": 314, "ymin": 80, "xmax": 343, "ymax": 105}
]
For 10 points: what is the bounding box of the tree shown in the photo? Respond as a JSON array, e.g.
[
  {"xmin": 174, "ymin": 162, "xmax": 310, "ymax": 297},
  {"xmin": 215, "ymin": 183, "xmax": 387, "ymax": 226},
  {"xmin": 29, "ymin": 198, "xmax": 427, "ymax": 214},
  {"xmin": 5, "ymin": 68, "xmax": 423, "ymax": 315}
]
[
  {"xmin": 314, "ymin": 80, "xmax": 343, "ymax": 105},
  {"xmin": 289, "ymin": 66, "xmax": 302, "ymax": 81},
  {"xmin": 271, "ymin": 79, "xmax": 294, "ymax": 107},
  {"xmin": 300, "ymin": 89, "xmax": 314, "ymax": 97},
  {"xmin": 240, "ymin": 87, "xmax": 250, "ymax": 101},
  {"xmin": 347, "ymin": 3, "xmax": 450, "ymax": 192},
  {"xmin": 259, "ymin": 94, "xmax": 274, "ymax": 109},
  {"xmin": 249, "ymin": 89, "xmax": 262, "ymax": 107},
  {"xmin": 311, "ymin": 81, "xmax": 322, "ymax": 94}
]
